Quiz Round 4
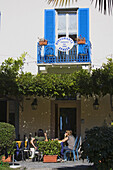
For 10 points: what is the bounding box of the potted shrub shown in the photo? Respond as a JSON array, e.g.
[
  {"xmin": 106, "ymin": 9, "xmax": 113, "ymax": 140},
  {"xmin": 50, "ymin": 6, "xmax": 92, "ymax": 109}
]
[
  {"xmin": 0, "ymin": 157, "xmax": 10, "ymax": 169},
  {"xmin": 81, "ymin": 126, "xmax": 113, "ymax": 170},
  {"xmin": 76, "ymin": 35, "xmax": 86, "ymax": 44},
  {"xmin": 38, "ymin": 140, "xmax": 61, "ymax": 163},
  {"xmin": 39, "ymin": 38, "xmax": 48, "ymax": 46},
  {"xmin": 0, "ymin": 122, "xmax": 16, "ymax": 162}
]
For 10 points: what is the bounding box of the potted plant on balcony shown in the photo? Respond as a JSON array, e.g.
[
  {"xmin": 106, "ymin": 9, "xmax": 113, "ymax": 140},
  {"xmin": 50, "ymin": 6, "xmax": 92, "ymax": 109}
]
[
  {"xmin": 38, "ymin": 140, "xmax": 61, "ymax": 163},
  {"xmin": 76, "ymin": 35, "xmax": 86, "ymax": 44},
  {"xmin": 39, "ymin": 38, "xmax": 48, "ymax": 46}
]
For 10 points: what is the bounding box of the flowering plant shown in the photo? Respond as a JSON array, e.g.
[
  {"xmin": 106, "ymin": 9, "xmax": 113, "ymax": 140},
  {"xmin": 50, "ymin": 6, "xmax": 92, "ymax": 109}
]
[
  {"xmin": 76, "ymin": 35, "xmax": 86, "ymax": 44},
  {"xmin": 38, "ymin": 38, "xmax": 48, "ymax": 45}
]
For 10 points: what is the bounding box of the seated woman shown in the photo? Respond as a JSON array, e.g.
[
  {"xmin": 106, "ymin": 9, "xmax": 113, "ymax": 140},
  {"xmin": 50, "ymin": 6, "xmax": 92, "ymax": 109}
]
[
  {"xmin": 31, "ymin": 129, "xmax": 48, "ymax": 150},
  {"xmin": 60, "ymin": 130, "xmax": 75, "ymax": 160}
]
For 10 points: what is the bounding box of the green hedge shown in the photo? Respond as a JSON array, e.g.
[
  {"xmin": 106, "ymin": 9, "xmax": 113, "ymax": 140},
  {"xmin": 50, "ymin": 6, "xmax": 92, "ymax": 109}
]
[{"xmin": 0, "ymin": 122, "xmax": 16, "ymax": 156}]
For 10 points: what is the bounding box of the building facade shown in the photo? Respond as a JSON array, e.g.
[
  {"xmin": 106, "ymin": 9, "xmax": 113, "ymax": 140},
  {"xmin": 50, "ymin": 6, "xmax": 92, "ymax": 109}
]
[{"xmin": 0, "ymin": 7, "xmax": 113, "ymax": 140}]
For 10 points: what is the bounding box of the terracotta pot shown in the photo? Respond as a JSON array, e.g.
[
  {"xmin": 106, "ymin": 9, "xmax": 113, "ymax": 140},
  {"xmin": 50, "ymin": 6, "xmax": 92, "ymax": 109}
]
[
  {"xmin": 43, "ymin": 155, "xmax": 58, "ymax": 163},
  {"xmin": 77, "ymin": 40, "xmax": 86, "ymax": 44},
  {"xmin": 39, "ymin": 40, "xmax": 47, "ymax": 46},
  {"xmin": 2, "ymin": 155, "xmax": 12, "ymax": 162},
  {"xmin": 76, "ymin": 37, "xmax": 86, "ymax": 44}
]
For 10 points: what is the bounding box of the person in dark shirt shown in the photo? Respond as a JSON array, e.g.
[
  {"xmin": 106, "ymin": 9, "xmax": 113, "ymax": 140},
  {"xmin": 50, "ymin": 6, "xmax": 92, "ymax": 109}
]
[{"xmin": 31, "ymin": 129, "xmax": 48, "ymax": 150}]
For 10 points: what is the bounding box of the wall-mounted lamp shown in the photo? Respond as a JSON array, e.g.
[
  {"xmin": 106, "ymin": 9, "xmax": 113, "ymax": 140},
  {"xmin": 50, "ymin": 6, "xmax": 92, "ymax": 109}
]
[
  {"xmin": 31, "ymin": 98, "xmax": 37, "ymax": 110},
  {"xmin": 93, "ymin": 98, "xmax": 99, "ymax": 110}
]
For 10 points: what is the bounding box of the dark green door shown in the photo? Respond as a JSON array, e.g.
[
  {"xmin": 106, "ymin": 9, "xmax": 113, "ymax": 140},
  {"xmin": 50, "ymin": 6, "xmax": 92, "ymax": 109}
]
[{"xmin": 59, "ymin": 108, "xmax": 76, "ymax": 139}]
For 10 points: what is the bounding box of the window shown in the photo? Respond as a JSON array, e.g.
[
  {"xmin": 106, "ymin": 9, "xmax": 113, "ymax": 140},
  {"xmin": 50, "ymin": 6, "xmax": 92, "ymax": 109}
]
[
  {"xmin": 9, "ymin": 100, "xmax": 16, "ymax": 126},
  {"xmin": 57, "ymin": 9, "xmax": 77, "ymax": 59},
  {"xmin": 57, "ymin": 11, "xmax": 77, "ymax": 41}
]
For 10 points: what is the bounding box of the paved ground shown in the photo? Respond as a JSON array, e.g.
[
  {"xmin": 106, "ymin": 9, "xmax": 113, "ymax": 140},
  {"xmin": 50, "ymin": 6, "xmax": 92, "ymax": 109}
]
[{"xmin": 16, "ymin": 159, "xmax": 94, "ymax": 170}]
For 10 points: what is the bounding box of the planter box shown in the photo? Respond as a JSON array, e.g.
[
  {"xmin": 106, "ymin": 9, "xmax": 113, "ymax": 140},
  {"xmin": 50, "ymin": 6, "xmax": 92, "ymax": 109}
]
[
  {"xmin": 2, "ymin": 155, "xmax": 12, "ymax": 162},
  {"xmin": 43, "ymin": 155, "xmax": 58, "ymax": 163},
  {"xmin": 77, "ymin": 37, "xmax": 86, "ymax": 44},
  {"xmin": 77, "ymin": 40, "xmax": 86, "ymax": 44},
  {"xmin": 39, "ymin": 40, "xmax": 47, "ymax": 46}
]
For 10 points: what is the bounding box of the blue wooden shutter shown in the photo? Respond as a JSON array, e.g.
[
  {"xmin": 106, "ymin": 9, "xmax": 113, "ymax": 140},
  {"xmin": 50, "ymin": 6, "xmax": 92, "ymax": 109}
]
[
  {"xmin": 44, "ymin": 9, "xmax": 55, "ymax": 55},
  {"xmin": 78, "ymin": 8, "xmax": 89, "ymax": 54},
  {"xmin": 78, "ymin": 8, "xmax": 89, "ymax": 41}
]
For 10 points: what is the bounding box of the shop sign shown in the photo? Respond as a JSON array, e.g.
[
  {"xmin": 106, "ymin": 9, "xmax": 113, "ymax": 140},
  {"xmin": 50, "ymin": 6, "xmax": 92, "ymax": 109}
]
[{"xmin": 55, "ymin": 37, "xmax": 74, "ymax": 52}]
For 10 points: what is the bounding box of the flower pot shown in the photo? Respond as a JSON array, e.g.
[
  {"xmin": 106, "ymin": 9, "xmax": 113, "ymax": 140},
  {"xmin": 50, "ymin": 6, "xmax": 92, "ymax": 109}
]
[
  {"xmin": 77, "ymin": 40, "xmax": 86, "ymax": 44},
  {"xmin": 76, "ymin": 37, "xmax": 86, "ymax": 44},
  {"xmin": 39, "ymin": 40, "xmax": 47, "ymax": 46},
  {"xmin": 2, "ymin": 155, "xmax": 12, "ymax": 162},
  {"xmin": 43, "ymin": 155, "xmax": 58, "ymax": 163}
]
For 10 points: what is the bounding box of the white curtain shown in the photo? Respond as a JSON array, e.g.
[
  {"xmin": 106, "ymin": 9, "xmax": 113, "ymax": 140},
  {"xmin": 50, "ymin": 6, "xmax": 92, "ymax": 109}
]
[
  {"xmin": 68, "ymin": 13, "xmax": 77, "ymax": 34},
  {"xmin": 58, "ymin": 14, "xmax": 66, "ymax": 34}
]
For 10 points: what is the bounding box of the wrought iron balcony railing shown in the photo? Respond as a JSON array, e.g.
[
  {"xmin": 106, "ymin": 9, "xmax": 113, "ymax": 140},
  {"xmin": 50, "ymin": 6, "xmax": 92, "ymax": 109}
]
[{"xmin": 37, "ymin": 42, "xmax": 91, "ymax": 64}]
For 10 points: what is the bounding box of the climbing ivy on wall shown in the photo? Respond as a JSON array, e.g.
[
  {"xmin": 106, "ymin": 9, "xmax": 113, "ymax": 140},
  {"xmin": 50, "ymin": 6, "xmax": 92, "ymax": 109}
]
[
  {"xmin": 0, "ymin": 55, "xmax": 113, "ymax": 99},
  {"xmin": 17, "ymin": 70, "xmax": 91, "ymax": 98}
]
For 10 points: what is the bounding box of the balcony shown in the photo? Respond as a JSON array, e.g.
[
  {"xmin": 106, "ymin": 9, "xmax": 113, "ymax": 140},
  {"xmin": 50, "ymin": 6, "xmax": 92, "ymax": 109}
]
[{"xmin": 37, "ymin": 42, "xmax": 91, "ymax": 64}]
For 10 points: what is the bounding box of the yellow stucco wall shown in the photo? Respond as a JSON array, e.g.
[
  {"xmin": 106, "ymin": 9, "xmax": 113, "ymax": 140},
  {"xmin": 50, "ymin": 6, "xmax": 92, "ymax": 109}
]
[
  {"xmin": 19, "ymin": 94, "xmax": 113, "ymax": 139},
  {"xmin": 19, "ymin": 96, "xmax": 51, "ymax": 139},
  {"xmin": 81, "ymin": 94, "xmax": 113, "ymax": 138}
]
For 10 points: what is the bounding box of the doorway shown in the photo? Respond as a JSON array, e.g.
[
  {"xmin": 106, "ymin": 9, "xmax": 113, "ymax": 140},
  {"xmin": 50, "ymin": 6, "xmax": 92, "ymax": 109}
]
[
  {"xmin": 0, "ymin": 101, "xmax": 7, "ymax": 122},
  {"xmin": 59, "ymin": 108, "xmax": 76, "ymax": 139},
  {"xmin": 0, "ymin": 100, "xmax": 19, "ymax": 138},
  {"xmin": 51, "ymin": 100, "xmax": 81, "ymax": 139}
]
